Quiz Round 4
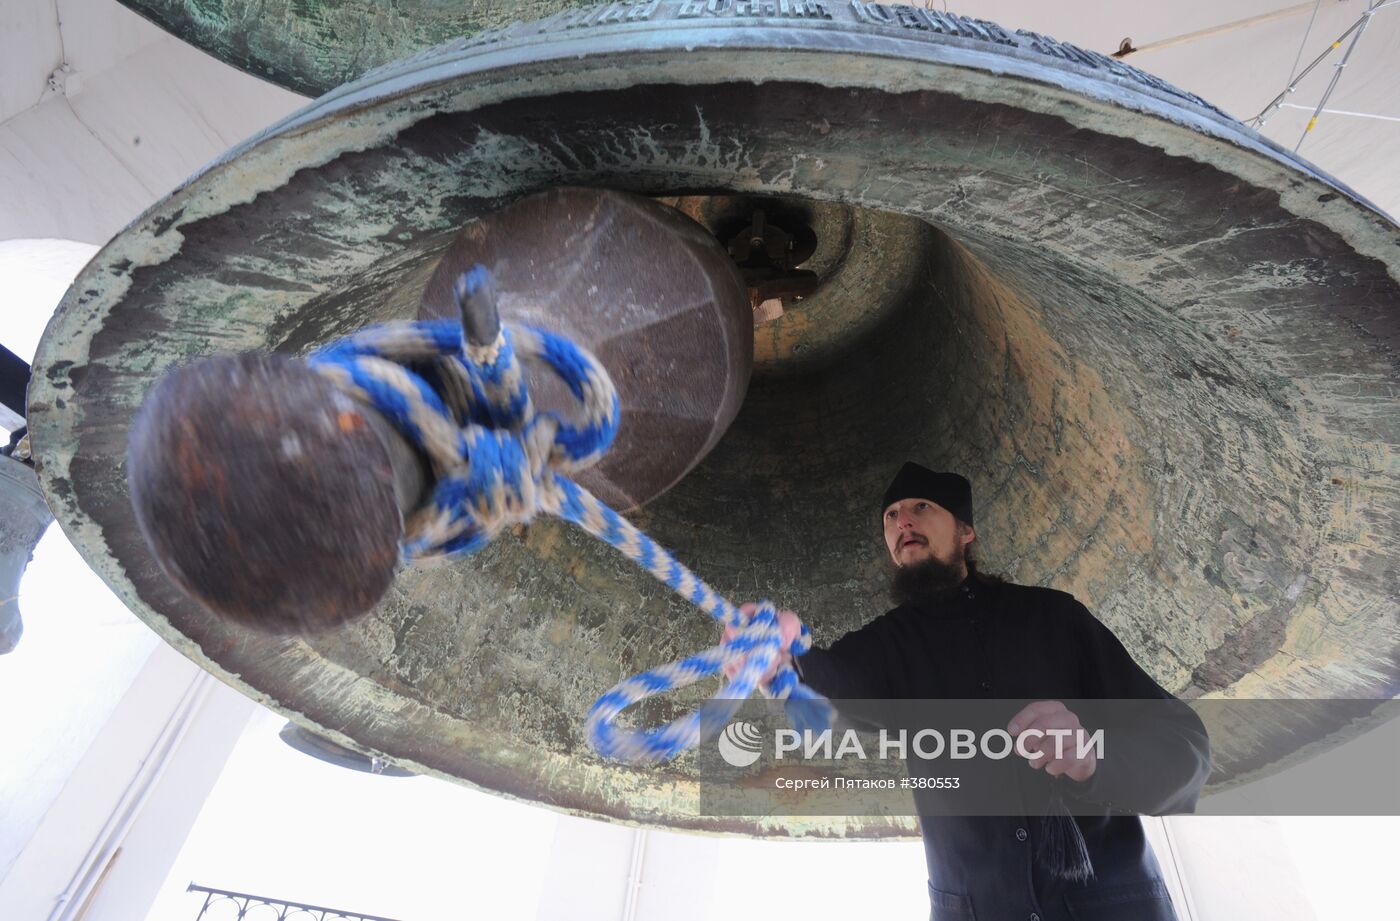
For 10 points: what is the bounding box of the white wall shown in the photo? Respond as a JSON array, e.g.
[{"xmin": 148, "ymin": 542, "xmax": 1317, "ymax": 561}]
[
  {"xmin": 1161, "ymin": 817, "xmax": 1316, "ymax": 921},
  {"xmin": 0, "ymin": 517, "xmax": 257, "ymax": 921},
  {"xmin": 0, "ymin": 642, "xmax": 256, "ymax": 921},
  {"xmin": 0, "ymin": 526, "xmax": 161, "ymax": 883}
]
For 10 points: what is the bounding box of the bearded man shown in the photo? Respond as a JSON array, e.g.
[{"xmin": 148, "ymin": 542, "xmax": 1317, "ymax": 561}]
[{"xmin": 746, "ymin": 462, "xmax": 1211, "ymax": 921}]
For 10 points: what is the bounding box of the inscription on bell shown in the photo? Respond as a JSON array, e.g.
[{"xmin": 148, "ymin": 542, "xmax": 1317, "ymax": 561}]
[
  {"xmin": 679, "ymin": 0, "xmax": 831, "ymax": 18},
  {"xmin": 550, "ymin": 0, "xmax": 662, "ymax": 28},
  {"xmin": 453, "ymin": 2, "xmax": 1218, "ymax": 117},
  {"xmin": 848, "ymin": 1, "xmax": 1015, "ymax": 45}
]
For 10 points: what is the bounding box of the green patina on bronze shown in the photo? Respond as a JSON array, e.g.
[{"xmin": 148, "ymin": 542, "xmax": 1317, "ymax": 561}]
[{"xmin": 117, "ymin": 0, "xmax": 590, "ymax": 96}]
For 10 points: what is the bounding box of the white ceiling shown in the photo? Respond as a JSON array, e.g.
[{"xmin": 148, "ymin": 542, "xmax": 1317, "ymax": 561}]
[
  {"xmin": 0, "ymin": 0, "xmax": 302, "ymax": 244},
  {"xmin": 1, "ymin": 0, "xmax": 1396, "ymax": 243}
]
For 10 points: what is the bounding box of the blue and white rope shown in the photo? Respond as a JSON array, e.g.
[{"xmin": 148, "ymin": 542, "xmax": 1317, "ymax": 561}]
[{"xmin": 307, "ymin": 264, "xmax": 831, "ymax": 764}]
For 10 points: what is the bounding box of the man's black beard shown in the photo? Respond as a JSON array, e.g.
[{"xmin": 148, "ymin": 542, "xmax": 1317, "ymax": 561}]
[{"xmin": 890, "ymin": 554, "xmax": 968, "ymax": 607}]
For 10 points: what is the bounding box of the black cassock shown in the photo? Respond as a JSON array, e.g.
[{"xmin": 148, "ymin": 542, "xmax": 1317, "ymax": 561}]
[{"xmin": 794, "ymin": 574, "xmax": 1211, "ymax": 921}]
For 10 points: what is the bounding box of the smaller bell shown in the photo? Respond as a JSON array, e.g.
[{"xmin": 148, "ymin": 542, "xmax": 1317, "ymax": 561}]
[
  {"xmin": 279, "ymin": 722, "xmax": 415, "ymax": 777},
  {"xmin": 0, "ymin": 447, "xmax": 54, "ymax": 654}
]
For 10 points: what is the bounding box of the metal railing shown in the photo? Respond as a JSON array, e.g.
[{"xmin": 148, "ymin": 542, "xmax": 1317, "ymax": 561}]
[{"xmin": 186, "ymin": 883, "xmax": 406, "ymax": 921}]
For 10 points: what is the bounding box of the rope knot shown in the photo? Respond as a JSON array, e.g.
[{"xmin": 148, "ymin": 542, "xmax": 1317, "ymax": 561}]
[
  {"xmin": 724, "ymin": 601, "xmax": 811, "ymax": 670},
  {"xmin": 309, "ymin": 264, "xmax": 829, "ymax": 764},
  {"xmin": 309, "ymin": 279, "xmax": 620, "ymax": 562}
]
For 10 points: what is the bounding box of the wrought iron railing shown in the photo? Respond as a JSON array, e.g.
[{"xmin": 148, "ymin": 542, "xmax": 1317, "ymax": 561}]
[{"xmin": 186, "ymin": 883, "xmax": 406, "ymax": 920}]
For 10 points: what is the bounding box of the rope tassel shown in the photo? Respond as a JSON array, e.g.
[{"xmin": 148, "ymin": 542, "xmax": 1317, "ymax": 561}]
[
  {"xmin": 308, "ymin": 264, "xmax": 832, "ymax": 763},
  {"xmin": 1038, "ymin": 782, "xmax": 1096, "ymax": 882}
]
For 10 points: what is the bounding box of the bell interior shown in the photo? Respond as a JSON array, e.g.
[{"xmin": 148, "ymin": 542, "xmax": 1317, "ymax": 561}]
[{"xmin": 291, "ymin": 191, "xmax": 1274, "ymax": 797}]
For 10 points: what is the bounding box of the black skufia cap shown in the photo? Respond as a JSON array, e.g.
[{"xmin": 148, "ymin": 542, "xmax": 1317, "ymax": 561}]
[{"xmin": 881, "ymin": 463, "xmax": 974, "ymax": 527}]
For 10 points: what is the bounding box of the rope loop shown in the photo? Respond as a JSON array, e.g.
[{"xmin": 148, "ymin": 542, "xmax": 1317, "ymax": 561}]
[
  {"xmin": 308, "ymin": 264, "xmax": 831, "ymax": 763},
  {"xmin": 308, "ymin": 265, "xmax": 620, "ymax": 562}
]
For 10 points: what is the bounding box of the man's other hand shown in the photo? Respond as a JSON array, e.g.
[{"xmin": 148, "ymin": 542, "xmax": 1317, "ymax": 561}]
[
  {"xmin": 1007, "ymin": 700, "xmax": 1098, "ymax": 782},
  {"xmin": 721, "ymin": 603, "xmax": 805, "ymax": 684}
]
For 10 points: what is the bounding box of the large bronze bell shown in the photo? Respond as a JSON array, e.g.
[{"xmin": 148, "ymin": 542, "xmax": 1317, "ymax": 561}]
[{"xmin": 27, "ymin": 6, "xmax": 1400, "ymax": 838}]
